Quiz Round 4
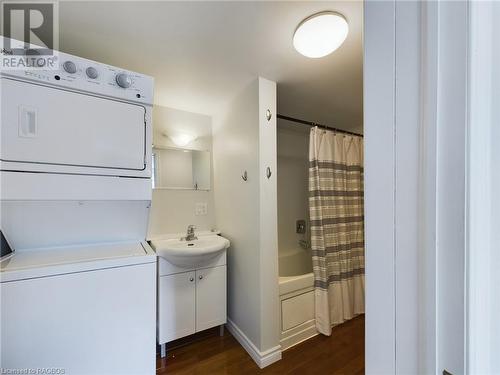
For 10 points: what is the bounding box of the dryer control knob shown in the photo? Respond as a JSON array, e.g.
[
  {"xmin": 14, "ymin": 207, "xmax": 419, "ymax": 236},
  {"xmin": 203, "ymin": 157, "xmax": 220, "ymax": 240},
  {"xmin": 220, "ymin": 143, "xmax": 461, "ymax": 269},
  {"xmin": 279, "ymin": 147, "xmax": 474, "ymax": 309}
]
[
  {"xmin": 115, "ymin": 73, "xmax": 132, "ymax": 88},
  {"xmin": 86, "ymin": 67, "xmax": 99, "ymax": 79},
  {"xmin": 63, "ymin": 61, "xmax": 77, "ymax": 74}
]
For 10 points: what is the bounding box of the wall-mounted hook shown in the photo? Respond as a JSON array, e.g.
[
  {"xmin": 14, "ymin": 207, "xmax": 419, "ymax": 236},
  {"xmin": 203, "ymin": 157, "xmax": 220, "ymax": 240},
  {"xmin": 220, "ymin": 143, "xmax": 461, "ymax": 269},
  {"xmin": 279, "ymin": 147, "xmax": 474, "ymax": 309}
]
[
  {"xmin": 241, "ymin": 171, "xmax": 248, "ymax": 181},
  {"xmin": 266, "ymin": 109, "xmax": 272, "ymax": 121},
  {"xmin": 266, "ymin": 167, "xmax": 272, "ymax": 179}
]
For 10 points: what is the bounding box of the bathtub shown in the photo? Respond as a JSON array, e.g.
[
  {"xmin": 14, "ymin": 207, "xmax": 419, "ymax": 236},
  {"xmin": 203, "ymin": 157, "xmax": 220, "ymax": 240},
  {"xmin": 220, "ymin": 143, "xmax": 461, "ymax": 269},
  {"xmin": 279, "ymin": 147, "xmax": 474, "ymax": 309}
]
[{"xmin": 278, "ymin": 250, "xmax": 317, "ymax": 350}]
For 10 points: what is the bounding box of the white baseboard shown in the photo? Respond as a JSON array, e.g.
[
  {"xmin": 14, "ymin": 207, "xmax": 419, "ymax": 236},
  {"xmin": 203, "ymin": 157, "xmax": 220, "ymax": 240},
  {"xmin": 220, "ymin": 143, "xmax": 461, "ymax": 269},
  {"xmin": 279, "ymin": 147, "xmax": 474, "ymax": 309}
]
[
  {"xmin": 226, "ymin": 318, "xmax": 282, "ymax": 369},
  {"xmin": 280, "ymin": 320, "xmax": 318, "ymax": 351}
]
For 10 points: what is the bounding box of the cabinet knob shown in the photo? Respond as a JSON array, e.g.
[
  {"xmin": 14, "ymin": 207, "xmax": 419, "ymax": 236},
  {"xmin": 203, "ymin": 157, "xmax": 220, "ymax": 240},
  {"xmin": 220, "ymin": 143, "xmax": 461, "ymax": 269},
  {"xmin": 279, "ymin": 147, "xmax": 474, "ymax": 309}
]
[
  {"xmin": 189, "ymin": 277, "xmax": 194, "ymax": 282},
  {"xmin": 198, "ymin": 275, "xmax": 203, "ymax": 280}
]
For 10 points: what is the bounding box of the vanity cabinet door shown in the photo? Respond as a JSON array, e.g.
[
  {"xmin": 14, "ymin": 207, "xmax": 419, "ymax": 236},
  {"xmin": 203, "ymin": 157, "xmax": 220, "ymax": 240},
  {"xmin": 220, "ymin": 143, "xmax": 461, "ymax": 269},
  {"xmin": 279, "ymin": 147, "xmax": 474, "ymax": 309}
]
[
  {"xmin": 158, "ymin": 271, "xmax": 196, "ymax": 343},
  {"xmin": 195, "ymin": 266, "xmax": 226, "ymax": 332}
]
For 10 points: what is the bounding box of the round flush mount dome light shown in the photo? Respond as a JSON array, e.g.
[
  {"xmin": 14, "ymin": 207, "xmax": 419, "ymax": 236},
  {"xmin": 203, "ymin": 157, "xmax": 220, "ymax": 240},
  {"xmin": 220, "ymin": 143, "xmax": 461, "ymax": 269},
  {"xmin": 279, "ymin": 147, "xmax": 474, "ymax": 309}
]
[{"xmin": 293, "ymin": 12, "xmax": 349, "ymax": 58}]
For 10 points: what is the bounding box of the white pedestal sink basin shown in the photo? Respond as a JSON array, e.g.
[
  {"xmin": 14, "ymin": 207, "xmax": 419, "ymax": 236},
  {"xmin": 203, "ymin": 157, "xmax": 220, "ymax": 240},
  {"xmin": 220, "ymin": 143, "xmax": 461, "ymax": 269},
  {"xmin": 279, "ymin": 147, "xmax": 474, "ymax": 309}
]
[{"xmin": 150, "ymin": 235, "xmax": 230, "ymax": 268}]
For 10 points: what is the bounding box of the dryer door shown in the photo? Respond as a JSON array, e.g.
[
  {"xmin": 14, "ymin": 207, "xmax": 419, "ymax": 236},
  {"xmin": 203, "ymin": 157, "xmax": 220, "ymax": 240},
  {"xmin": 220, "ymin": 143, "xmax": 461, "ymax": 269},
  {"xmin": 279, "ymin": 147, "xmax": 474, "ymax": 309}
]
[{"xmin": 0, "ymin": 78, "xmax": 147, "ymax": 176}]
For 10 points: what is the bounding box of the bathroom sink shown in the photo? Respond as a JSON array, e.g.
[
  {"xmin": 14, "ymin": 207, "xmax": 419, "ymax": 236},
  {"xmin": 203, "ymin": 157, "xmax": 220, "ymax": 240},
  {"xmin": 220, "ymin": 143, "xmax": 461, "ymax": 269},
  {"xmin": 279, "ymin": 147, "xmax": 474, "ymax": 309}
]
[{"xmin": 151, "ymin": 235, "xmax": 230, "ymax": 268}]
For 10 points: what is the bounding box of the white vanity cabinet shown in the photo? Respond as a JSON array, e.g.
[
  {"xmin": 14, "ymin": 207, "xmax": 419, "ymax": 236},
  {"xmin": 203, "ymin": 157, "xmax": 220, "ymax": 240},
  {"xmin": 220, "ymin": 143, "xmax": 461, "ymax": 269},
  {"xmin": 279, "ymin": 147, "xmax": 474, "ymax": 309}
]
[
  {"xmin": 158, "ymin": 271, "xmax": 196, "ymax": 341},
  {"xmin": 157, "ymin": 250, "xmax": 227, "ymax": 345},
  {"xmin": 195, "ymin": 266, "xmax": 227, "ymax": 332}
]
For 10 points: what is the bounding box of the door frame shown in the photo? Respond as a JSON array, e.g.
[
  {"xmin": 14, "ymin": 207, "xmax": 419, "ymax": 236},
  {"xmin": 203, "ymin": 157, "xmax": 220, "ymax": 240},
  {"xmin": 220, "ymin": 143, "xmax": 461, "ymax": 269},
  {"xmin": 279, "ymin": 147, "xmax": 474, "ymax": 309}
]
[
  {"xmin": 364, "ymin": 1, "xmax": 420, "ymax": 373},
  {"xmin": 365, "ymin": 1, "xmax": 471, "ymax": 374}
]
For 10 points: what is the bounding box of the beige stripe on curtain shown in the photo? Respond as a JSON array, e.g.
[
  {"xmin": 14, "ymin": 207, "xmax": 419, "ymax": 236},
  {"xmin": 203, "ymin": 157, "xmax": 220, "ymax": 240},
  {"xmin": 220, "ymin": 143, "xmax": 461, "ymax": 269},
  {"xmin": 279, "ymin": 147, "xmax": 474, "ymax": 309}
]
[{"xmin": 309, "ymin": 126, "xmax": 365, "ymax": 336}]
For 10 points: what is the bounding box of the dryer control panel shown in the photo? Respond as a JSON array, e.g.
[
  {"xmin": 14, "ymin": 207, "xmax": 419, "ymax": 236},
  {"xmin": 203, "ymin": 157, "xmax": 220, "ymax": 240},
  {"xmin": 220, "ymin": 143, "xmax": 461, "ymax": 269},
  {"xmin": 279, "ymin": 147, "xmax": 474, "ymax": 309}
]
[{"xmin": 1, "ymin": 52, "xmax": 154, "ymax": 106}]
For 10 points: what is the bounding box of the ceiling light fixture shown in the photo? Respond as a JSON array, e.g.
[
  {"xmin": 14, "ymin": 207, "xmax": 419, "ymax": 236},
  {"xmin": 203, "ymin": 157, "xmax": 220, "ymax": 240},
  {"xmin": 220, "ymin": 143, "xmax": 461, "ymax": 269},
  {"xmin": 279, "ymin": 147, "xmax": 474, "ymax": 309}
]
[
  {"xmin": 169, "ymin": 133, "xmax": 197, "ymax": 147},
  {"xmin": 293, "ymin": 11, "xmax": 349, "ymax": 58}
]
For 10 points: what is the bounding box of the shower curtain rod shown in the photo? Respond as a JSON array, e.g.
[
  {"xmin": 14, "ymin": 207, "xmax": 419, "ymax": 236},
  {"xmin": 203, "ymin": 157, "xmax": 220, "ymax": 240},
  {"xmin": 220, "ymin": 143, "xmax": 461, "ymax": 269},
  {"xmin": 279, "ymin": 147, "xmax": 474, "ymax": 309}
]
[{"xmin": 277, "ymin": 114, "xmax": 363, "ymax": 137}]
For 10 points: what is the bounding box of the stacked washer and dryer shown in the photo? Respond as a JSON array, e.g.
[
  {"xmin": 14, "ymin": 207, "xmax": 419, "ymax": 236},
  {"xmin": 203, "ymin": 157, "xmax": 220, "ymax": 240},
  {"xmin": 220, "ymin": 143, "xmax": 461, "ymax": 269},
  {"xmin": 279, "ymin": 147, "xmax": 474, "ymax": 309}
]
[{"xmin": 0, "ymin": 49, "xmax": 157, "ymax": 374}]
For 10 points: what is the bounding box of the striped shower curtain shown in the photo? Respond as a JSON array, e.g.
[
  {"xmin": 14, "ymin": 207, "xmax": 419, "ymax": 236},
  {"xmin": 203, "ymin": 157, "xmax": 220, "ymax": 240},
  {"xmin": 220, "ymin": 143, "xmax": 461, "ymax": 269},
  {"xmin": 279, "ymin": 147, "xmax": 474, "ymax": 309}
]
[{"xmin": 309, "ymin": 126, "xmax": 365, "ymax": 336}]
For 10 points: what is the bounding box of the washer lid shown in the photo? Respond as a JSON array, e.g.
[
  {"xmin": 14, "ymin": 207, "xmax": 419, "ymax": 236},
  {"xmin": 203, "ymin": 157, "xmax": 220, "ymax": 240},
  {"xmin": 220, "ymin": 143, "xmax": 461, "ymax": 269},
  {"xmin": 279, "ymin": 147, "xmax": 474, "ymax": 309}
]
[{"xmin": 0, "ymin": 241, "xmax": 155, "ymax": 282}]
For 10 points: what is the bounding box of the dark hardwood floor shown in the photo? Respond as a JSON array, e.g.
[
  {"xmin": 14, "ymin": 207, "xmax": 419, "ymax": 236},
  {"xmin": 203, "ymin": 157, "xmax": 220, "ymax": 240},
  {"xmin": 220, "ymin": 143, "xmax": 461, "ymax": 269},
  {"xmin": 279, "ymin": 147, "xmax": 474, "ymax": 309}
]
[{"xmin": 157, "ymin": 315, "xmax": 364, "ymax": 375}]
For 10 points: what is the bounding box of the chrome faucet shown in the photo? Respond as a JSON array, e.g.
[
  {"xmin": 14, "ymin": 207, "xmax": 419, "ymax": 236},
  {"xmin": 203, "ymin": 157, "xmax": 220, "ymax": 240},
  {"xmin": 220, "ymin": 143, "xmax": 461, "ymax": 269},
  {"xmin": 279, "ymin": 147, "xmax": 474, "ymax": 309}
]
[{"xmin": 183, "ymin": 225, "xmax": 197, "ymax": 241}]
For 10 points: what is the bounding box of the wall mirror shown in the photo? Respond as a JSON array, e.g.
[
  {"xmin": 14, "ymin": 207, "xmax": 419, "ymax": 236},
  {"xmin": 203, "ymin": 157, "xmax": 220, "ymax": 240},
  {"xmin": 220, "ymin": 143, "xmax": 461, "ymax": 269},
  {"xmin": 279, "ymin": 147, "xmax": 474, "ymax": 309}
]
[{"xmin": 152, "ymin": 146, "xmax": 211, "ymax": 190}]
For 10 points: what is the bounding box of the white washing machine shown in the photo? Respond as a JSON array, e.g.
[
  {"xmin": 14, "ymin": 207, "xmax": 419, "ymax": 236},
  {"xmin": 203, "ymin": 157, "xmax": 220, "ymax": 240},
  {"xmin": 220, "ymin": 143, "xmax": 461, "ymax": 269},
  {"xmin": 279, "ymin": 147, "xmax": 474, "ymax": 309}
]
[
  {"xmin": 0, "ymin": 241, "xmax": 156, "ymax": 374},
  {"xmin": 0, "ymin": 45, "xmax": 157, "ymax": 374}
]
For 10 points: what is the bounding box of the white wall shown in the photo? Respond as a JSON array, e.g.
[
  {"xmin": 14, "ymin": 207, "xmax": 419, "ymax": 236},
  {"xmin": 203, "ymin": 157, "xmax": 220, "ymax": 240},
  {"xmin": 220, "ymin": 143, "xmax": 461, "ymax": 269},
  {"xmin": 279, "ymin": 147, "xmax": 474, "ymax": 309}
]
[
  {"xmin": 277, "ymin": 121, "xmax": 309, "ymax": 257},
  {"xmin": 148, "ymin": 106, "xmax": 215, "ymax": 237},
  {"xmin": 213, "ymin": 77, "xmax": 280, "ymax": 364},
  {"xmin": 213, "ymin": 79, "xmax": 261, "ymax": 347},
  {"xmin": 148, "ymin": 189, "xmax": 215, "ymax": 235}
]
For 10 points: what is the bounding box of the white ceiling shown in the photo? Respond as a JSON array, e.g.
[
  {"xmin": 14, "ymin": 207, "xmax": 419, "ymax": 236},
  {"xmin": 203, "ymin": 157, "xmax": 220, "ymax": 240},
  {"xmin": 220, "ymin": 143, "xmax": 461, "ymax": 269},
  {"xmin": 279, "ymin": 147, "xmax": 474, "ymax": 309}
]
[{"xmin": 59, "ymin": 1, "xmax": 363, "ymax": 133}]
